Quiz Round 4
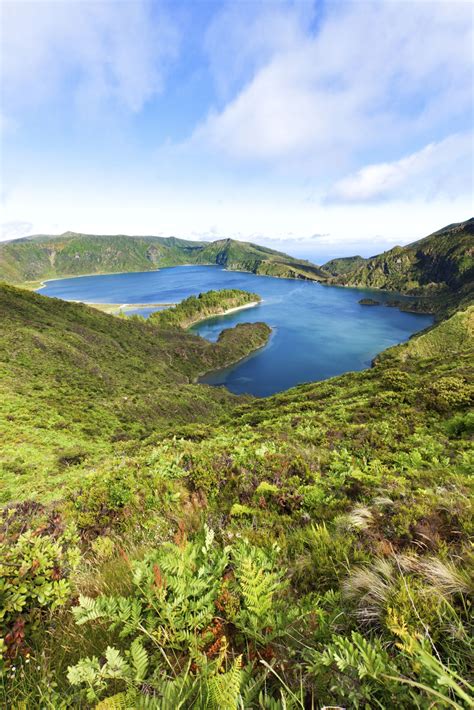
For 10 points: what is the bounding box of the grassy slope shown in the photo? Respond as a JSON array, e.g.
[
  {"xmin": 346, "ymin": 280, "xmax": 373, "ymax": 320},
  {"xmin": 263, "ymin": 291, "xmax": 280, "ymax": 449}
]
[
  {"xmin": 326, "ymin": 218, "xmax": 474, "ymax": 313},
  {"xmin": 0, "ymin": 284, "xmax": 270, "ymax": 502},
  {"xmin": 2, "ymin": 300, "xmax": 472, "ymax": 707},
  {"xmin": 193, "ymin": 238, "xmax": 327, "ymax": 280},
  {"xmin": 322, "ymin": 254, "xmax": 367, "ymax": 275},
  {"xmin": 0, "ymin": 233, "xmax": 204, "ymax": 282},
  {"xmin": 1, "ymin": 229, "xmax": 473, "ymax": 707},
  {"xmin": 0, "ymin": 232, "xmax": 325, "ymax": 285}
]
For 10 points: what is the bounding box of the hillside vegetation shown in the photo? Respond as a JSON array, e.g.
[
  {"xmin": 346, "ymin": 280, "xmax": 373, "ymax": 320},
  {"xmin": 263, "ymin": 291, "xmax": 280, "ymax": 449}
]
[
  {"xmin": 0, "ymin": 284, "xmax": 270, "ymax": 503},
  {"xmin": 0, "ymin": 232, "xmax": 325, "ymax": 285},
  {"xmin": 322, "ymin": 254, "xmax": 366, "ymax": 275},
  {"xmin": 1, "ymin": 293, "xmax": 473, "ymax": 707},
  {"xmin": 325, "ymin": 218, "xmax": 474, "ymax": 313},
  {"xmin": 0, "ymin": 221, "xmax": 473, "ymax": 708}
]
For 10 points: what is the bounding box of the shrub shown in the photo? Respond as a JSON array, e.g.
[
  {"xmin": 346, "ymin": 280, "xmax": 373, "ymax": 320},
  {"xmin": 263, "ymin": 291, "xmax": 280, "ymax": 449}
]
[
  {"xmin": 426, "ymin": 377, "xmax": 473, "ymax": 411},
  {"xmin": 0, "ymin": 526, "xmax": 80, "ymax": 667}
]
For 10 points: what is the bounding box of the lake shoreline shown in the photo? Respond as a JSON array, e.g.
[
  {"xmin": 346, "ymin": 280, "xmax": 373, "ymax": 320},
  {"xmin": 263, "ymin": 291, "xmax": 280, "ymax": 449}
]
[
  {"xmin": 193, "ymin": 332, "xmax": 272, "ymax": 388},
  {"xmin": 186, "ymin": 300, "xmax": 260, "ymax": 328},
  {"xmin": 37, "ymin": 264, "xmax": 434, "ymax": 396},
  {"xmin": 31, "ymin": 260, "xmax": 322, "ymax": 292}
]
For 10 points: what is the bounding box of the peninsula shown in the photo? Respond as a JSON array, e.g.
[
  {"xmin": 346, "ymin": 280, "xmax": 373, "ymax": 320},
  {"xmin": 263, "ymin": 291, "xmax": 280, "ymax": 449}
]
[
  {"xmin": 1, "ymin": 218, "xmax": 472, "ymax": 316},
  {"xmin": 149, "ymin": 288, "xmax": 261, "ymax": 329}
]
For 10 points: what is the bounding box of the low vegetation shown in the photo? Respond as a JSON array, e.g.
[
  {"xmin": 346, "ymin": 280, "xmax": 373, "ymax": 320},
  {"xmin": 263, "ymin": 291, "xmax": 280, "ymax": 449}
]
[
  {"xmin": 0, "ymin": 284, "xmax": 269, "ymax": 502},
  {"xmin": 0, "ymin": 221, "xmax": 473, "ymax": 708}
]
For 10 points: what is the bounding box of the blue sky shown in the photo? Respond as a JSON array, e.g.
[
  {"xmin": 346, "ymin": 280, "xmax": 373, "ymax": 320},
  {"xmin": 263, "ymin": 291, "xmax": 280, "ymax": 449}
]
[{"xmin": 1, "ymin": 0, "xmax": 472, "ymax": 261}]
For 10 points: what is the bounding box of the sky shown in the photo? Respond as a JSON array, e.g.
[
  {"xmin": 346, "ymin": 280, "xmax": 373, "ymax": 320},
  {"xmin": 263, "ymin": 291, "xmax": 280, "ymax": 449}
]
[{"xmin": 0, "ymin": 0, "xmax": 473, "ymax": 262}]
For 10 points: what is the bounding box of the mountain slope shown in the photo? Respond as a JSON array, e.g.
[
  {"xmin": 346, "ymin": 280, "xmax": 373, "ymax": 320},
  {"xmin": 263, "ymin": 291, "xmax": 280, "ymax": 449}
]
[
  {"xmin": 0, "ymin": 231, "xmax": 325, "ymax": 285},
  {"xmin": 0, "ymin": 232, "xmax": 207, "ymax": 283},
  {"xmin": 0, "ymin": 245, "xmax": 473, "ymax": 706},
  {"xmin": 324, "ymin": 218, "xmax": 474, "ymax": 312},
  {"xmin": 322, "ymin": 254, "xmax": 367, "ymax": 275},
  {"xmin": 192, "ymin": 237, "xmax": 327, "ymax": 280},
  {"xmin": 1, "ymin": 285, "xmax": 473, "ymax": 708},
  {"xmin": 0, "ymin": 283, "xmax": 270, "ymax": 502}
]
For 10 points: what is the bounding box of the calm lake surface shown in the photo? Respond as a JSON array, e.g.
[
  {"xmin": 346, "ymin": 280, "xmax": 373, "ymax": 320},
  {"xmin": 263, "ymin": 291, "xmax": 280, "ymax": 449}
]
[{"xmin": 40, "ymin": 266, "xmax": 433, "ymax": 396}]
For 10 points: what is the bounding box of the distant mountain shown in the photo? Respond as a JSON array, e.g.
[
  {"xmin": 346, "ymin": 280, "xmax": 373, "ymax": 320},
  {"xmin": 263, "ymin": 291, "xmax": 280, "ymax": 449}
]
[
  {"xmin": 321, "ymin": 255, "xmax": 367, "ymax": 276},
  {"xmin": 1, "ymin": 221, "xmax": 472, "ymax": 315},
  {"xmin": 0, "ymin": 231, "xmax": 326, "ymax": 285},
  {"xmin": 323, "ymin": 218, "xmax": 474, "ymax": 313}
]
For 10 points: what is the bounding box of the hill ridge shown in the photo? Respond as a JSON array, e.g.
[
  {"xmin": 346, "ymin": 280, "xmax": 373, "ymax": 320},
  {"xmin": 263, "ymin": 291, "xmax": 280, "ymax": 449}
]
[{"xmin": 0, "ymin": 232, "xmax": 325, "ymax": 285}]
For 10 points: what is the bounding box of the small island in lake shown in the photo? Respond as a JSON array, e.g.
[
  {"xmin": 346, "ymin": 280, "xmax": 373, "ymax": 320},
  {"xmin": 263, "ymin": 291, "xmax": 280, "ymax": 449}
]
[
  {"xmin": 359, "ymin": 297, "xmax": 381, "ymax": 306},
  {"xmin": 149, "ymin": 288, "xmax": 261, "ymax": 328}
]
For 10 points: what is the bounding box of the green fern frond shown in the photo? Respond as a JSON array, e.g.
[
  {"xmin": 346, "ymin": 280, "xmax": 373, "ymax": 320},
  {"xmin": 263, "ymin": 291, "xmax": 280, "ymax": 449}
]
[
  {"xmin": 232, "ymin": 544, "xmax": 283, "ymax": 635},
  {"xmin": 129, "ymin": 638, "xmax": 148, "ymax": 681},
  {"xmin": 95, "ymin": 692, "xmax": 128, "ymax": 710},
  {"xmin": 207, "ymin": 655, "xmax": 243, "ymax": 710}
]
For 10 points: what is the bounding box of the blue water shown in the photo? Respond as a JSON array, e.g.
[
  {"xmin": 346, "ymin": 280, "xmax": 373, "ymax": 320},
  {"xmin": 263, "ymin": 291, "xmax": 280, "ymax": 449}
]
[{"xmin": 40, "ymin": 266, "xmax": 433, "ymax": 396}]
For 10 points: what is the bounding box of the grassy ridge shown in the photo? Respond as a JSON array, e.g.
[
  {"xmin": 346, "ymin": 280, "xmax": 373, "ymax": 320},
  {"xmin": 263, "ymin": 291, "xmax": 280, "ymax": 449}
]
[
  {"xmin": 325, "ymin": 218, "xmax": 474, "ymax": 313},
  {"xmin": 0, "ymin": 284, "xmax": 270, "ymax": 502},
  {"xmin": 0, "ymin": 232, "xmax": 325, "ymax": 285},
  {"xmin": 0, "ymin": 233, "xmax": 207, "ymax": 283}
]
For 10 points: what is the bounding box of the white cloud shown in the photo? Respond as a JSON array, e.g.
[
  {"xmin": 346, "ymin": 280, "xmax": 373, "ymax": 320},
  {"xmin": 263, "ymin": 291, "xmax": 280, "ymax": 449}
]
[
  {"xmin": 326, "ymin": 132, "xmax": 473, "ymax": 203},
  {"xmin": 204, "ymin": 0, "xmax": 315, "ymax": 101},
  {"xmin": 2, "ymin": 177, "xmax": 471, "ymax": 259},
  {"xmin": 191, "ymin": 1, "xmax": 473, "ymax": 173},
  {"xmin": 0, "ymin": 221, "xmax": 34, "ymax": 240},
  {"xmin": 0, "ymin": 0, "xmax": 179, "ymax": 113},
  {"xmin": 1, "ymin": 0, "xmax": 472, "ymax": 257}
]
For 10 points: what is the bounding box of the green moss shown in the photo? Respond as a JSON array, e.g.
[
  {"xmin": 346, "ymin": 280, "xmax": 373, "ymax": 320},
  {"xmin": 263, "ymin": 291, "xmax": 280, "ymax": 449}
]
[{"xmin": 230, "ymin": 503, "xmax": 257, "ymax": 517}]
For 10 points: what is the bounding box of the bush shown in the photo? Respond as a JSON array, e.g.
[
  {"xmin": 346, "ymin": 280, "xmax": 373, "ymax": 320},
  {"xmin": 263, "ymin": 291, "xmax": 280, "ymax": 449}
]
[
  {"xmin": 0, "ymin": 526, "xmax": 80, "ymax": 667},
  {"xmin": 426, "ymin": 376, "xmax": 473, "ymax": 411}
]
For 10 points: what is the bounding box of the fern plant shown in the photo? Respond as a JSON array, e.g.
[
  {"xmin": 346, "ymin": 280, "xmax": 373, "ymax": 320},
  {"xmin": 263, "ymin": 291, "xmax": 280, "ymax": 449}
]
[
  {"xmin": 231, "ymin": 542, "xmax": 287, "ymax": 644},
  {"xmin": 67, "ymin": 528, "xmax": 290, "ymax": 706},
  {"xmin": 309, "ymin": 631, "xmax": 413, "ymax": 708}
]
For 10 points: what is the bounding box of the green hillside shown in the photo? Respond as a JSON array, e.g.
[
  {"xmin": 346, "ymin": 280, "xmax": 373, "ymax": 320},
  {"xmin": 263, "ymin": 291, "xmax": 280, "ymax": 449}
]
[
  {"xmin": 0, "ymin": 284, "xmax": 270, "ymax": 502},
  {"xmin": 322, "ymin": 254, "xmax": 367, "ymax": 275},
  {"xmin": 193, "ymin": 238, "xmax": 327, "ymax": 280},
  {"xmin": 1, "ymin": 280, "xmax": 473, "ymax": 706},
  {"xmin": 326, "ymin": 218, "xmax": 474, "ymax": 313},
  {"xmin": 0, "ymin": 233, "xmax": 206, "ymax": 284},
  {"xmin": 0, "ymin": 219, "xmax": 473, "ymax": 708},
  {"xmin": 0, "ymin": 232, "xmax": 325, "ymax": 285}
]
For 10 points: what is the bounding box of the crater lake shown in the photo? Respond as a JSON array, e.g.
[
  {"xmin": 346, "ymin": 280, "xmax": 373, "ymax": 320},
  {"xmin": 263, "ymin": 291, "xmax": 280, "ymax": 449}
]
[{"xmin": 40, "ymin": 265, "xmax": 434, "ymax": 396}]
